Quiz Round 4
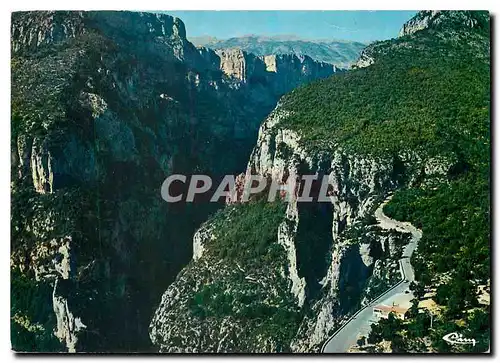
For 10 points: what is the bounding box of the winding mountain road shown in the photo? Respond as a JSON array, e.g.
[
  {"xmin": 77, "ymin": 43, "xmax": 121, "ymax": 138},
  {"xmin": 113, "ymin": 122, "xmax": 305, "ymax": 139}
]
[{"xmin": 322, "ymin": 196, "xmax": 422, "ymax": 353}]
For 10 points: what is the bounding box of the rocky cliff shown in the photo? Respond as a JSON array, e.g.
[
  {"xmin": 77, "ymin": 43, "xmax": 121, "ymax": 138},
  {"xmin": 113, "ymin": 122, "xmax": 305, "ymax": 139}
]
[
  {"xmin": 150, "ymin": 10, "xmax": 490, "ymax": 353},
  {"xmin": 150, "ymin": 106, "xmax": 417, "ymax": 352},
  {"xmin": 214, "ymin": 48, "xmax": 336, "ymax": 88},
  {"xmin": 191, "ymin": 34, "xmax": 366, "ymax": 68},
  {"xmin": 354, "ymin": 10, "xmax": 489, "ymax": 70},
  {"xmin": 398, "ymin": 10, "xmax": 486, "ymax": 36},
  {"xmin": 10, "ymin": 11, "xmax": 338, "ymax": 352}
]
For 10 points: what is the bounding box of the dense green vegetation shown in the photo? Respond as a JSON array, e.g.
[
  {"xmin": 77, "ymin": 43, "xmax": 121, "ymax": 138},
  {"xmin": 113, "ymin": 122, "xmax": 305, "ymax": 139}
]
[
  {"xmin": 189, "ymin": 279, "xmax": 301, "ymax": 348},
  {"xmin": 184, "ymin": 200, "xmax": 302, "ymax": 351},
  {"xmin": 279, "ymin": 15, "xmax": 489, "ymax": 160},
  {"xmin": 275, "ymin": 11, "xmax": 490, "ymax": 352},
  {"xmin": 380, "ymin": 172, "xmax": 490, "ymax": 351},
  {"xmin": 206, "ymin": 200, "xmax": 287, "ymax": 266},
  {"xmin": 384, "ymin": 176, "xmax": 489, "ymax": 285}
]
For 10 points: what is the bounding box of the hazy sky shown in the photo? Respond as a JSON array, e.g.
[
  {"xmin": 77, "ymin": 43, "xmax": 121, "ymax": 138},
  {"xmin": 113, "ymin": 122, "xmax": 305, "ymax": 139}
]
[{"xmin": 163, "ymin": 11, "xmax": 417, "ymax": 43}]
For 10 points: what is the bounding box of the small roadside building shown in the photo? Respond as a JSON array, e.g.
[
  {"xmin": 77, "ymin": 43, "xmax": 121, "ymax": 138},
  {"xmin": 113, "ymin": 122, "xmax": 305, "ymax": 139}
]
[{"xmin": 373, "ymin": 304, "xmax": 409, "ymax": 320}]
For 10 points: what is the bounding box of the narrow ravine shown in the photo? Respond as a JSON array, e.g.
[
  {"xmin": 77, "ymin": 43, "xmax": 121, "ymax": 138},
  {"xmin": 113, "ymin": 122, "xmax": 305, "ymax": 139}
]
[{"xmin": 322, "ymin": 195, "xmax": 422, "ymax": 353}]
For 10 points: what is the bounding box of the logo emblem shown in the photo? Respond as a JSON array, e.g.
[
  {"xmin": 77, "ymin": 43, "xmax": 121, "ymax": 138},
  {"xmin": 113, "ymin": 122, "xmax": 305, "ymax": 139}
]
[{"xmin": 442, "ymin": 332, "xmax": 477, "ymax": 346}]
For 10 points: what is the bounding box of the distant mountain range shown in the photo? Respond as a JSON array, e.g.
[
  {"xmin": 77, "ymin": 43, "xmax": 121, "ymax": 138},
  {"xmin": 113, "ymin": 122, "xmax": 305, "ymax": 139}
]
[{"xmin": 190, "ymin": 35, "xmax": 367, "ymax": 68}]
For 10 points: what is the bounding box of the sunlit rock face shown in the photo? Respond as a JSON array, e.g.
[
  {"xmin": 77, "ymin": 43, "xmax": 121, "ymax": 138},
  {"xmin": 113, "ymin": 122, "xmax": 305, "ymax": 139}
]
[{"xmin": 398, "ymin": 10, "xmax": 485, "ymax": 37}]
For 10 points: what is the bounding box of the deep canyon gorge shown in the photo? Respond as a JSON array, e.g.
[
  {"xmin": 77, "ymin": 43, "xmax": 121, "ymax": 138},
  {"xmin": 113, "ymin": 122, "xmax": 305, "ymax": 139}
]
[{"xmin": 11, "ymin": 10, "xmax": 490, "ymax": 353}]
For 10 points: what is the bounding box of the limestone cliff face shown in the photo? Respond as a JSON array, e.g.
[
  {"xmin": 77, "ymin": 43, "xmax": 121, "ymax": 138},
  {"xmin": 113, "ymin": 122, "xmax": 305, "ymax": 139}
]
[
  {"xmin": 263, "ymin": 54, "xmax": 337, "ymax": 95},
  {"xmin": 398, "ymin": 11, "xmax": 441, "ymax": 37},
  {"xmin": 12, "ymin": 11, "xmax": 193, "ymax": 63},
  {"xmin": 354, "ymin": 10, "xmax": 489, "ymax": 70},
  {"xmin": 195, "ymin": 47, "xmax": 339, "ymax": 107},
  {"xmin": 11, "ymin": 11, "xmax": 339, "ymax": 352},
  {"xmin": 243, "ymin": 113, "xmax": 400, "ymax": 352},
  {"xmin": 212, "ymin": 48, "xmax": 337, "ymax": 94},
  {"xmin": 11, "ymin": 11, "xmax": 86, "ymax": 53},
  {"xmin": 216, "ymin": 49, "xmax": 262, "ymax": 82},
  {"xmin": 150, "ymin": 103, "xmax": 424, "ymax": 352}
]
